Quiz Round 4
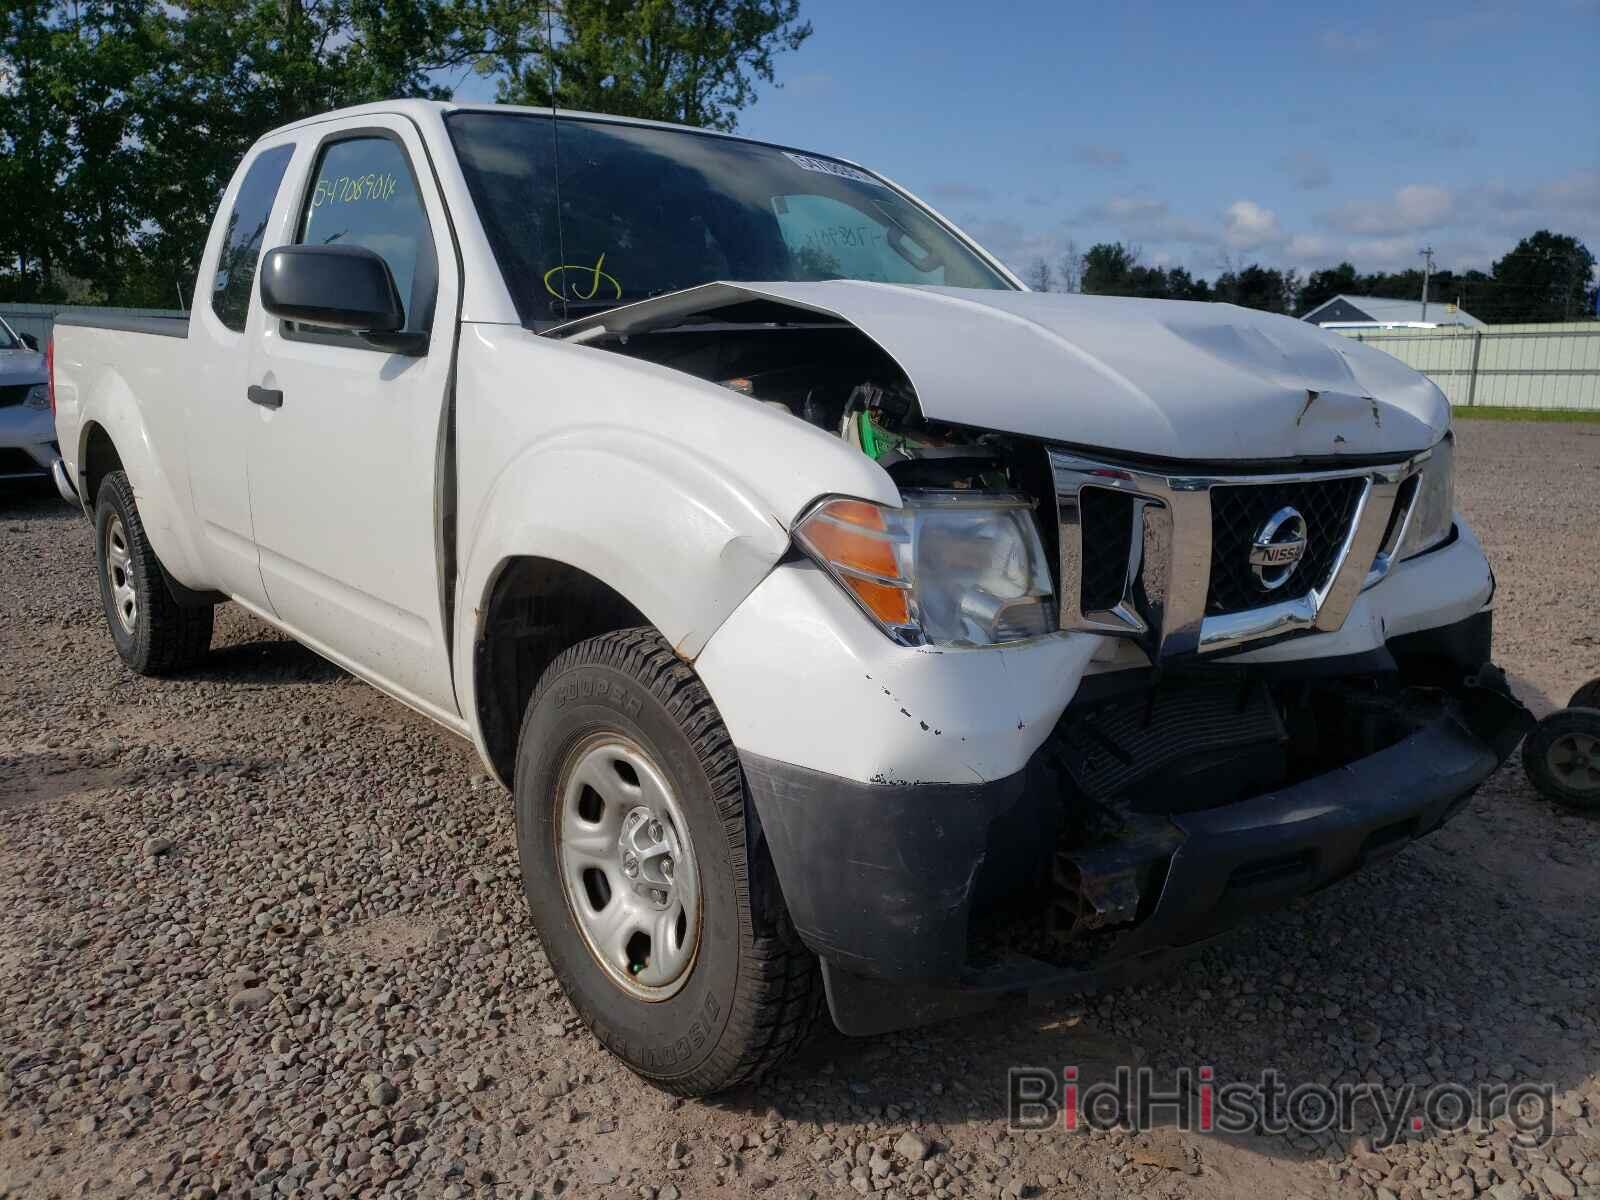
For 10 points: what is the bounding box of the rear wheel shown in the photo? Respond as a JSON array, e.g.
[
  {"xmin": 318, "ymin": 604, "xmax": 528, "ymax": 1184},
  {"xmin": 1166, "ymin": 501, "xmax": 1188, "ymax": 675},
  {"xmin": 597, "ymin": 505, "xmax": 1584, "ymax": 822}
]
[
  {"xmin": 95, "ymin": 470, "xmax": 214, "ymax": 675},
  {"xmin": 514, "ymin": 628, "xmax": 821, "ymax": 1095},
  {"xmin": 1568, "ymin": 680, "xmax": 1600, "ymax": 711},
  {"xmin": 1522, "ymin": 708, "xmax": 1600, "ymax": 812}
]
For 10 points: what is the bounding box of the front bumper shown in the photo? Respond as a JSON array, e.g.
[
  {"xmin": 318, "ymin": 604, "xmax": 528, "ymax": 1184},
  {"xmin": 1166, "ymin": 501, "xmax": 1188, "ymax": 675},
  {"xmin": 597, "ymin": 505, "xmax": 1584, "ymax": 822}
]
[{"xmin": 743, "ymin": 617, "xmax": 1532, "ymax": 1036}]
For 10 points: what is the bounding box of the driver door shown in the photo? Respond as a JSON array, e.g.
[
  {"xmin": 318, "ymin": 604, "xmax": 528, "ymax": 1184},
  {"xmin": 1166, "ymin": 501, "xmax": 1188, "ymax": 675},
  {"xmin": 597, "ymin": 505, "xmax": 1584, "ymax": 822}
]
[{"xmin": 243, "ymin": 117, "xmax": 461, "ymax": 721}]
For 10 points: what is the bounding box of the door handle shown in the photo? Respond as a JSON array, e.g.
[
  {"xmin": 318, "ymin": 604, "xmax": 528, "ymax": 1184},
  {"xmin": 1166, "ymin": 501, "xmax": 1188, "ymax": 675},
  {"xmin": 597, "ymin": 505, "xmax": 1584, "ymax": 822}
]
[{"xmin": 247, "ymin": 385, "xmax": 283, "ymax": 410}]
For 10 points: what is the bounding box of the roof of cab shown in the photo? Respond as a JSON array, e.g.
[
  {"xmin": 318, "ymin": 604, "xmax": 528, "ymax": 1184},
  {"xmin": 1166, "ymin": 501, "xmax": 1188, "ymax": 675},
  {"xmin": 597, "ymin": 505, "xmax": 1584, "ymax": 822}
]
[{"xmin": 265, "ymin": 98, "xmax": 776, "ymax": 149}]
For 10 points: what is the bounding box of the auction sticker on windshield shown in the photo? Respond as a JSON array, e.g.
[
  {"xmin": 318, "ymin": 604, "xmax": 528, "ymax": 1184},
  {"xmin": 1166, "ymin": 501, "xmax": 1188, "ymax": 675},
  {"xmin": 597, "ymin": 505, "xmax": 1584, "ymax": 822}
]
[{"xmin": 783, "ymin": 152, "xmax": 887, "ymax": 188}]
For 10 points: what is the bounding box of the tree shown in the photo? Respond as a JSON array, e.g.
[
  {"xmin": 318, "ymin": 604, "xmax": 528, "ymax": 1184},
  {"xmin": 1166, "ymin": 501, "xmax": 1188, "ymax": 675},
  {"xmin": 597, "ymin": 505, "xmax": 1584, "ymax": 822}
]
[
  {"xmin": 0, "ymin": 0, "xmax": 73, "ymax": 298},
  {"xmin": 1077, "ymin": 243, "xmax": 1213, "ymax": 303},
  {"xmin": 1024, "ymin": 257, "xmax": 1054, "ymax": 292},
  {"xmin": 1056, "ymin": 239, "xmax": 1081, "ymax": 293},
  {"xmin": 1297, "ymin": 261, "xmax": 1358, "ymax": 316},
  {"xmin": 1080, "ymin": 242, "xmax": 1139, "ymax": 295},
  {"xmin": 503, "ymin": 0, "xmax": 812, "ymax": 131},
  {"xmin": 1164, "ymin": 266, "xmax": 1211, "ymax": 302},
  {"xmin": 1481, "ymin": 231, "xmax": 1595, "ymax": 323},
  {"xmin": 1214, "ymin": 263, "xmax": 1294, "ymax": 314}
]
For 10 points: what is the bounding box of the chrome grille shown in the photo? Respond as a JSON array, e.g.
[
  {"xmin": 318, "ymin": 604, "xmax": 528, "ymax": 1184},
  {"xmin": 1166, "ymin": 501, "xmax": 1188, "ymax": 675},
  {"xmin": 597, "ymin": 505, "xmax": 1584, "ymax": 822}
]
[
  {"xmin": 1052, "ymin": 449, "xmax": 1426, "ymax": 661},
  {"xmin": 1206, "ymin": 478, "xmax": 1366, "ymax": 614}
]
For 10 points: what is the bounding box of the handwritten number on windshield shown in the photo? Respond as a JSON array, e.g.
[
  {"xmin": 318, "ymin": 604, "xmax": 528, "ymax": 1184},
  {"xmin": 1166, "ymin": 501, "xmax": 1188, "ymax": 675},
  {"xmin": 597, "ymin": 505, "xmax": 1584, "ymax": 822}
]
[{"xmin": 544, "ymin": 253, "xmax": 622, "ymax": 301}]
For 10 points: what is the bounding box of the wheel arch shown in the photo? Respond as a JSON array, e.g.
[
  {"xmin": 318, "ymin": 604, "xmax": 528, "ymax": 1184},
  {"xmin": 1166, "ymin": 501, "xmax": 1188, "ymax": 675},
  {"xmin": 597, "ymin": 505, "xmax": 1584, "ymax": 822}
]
[
  {"xmin": 472, "ymin": 556, "xmax": 650, "ymax": 786},
  {"xmin": 455, "ymin": 431, "xmax": 799, "ymax": 786},
  {"xmin": 73, "ymin": 369, "xmax": 211, "ymax": 590},
  {"xmin": 80, "ymin": 421, "xmax": 123, "ymax": 514}
]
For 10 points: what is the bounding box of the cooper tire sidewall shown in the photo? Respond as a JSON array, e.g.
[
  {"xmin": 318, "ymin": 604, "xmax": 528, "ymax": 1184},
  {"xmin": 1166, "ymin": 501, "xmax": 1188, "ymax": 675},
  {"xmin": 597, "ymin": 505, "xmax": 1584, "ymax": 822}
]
[{"xmin": 515, "ymin": 659, "xmax": 742, "ymax": 1082}]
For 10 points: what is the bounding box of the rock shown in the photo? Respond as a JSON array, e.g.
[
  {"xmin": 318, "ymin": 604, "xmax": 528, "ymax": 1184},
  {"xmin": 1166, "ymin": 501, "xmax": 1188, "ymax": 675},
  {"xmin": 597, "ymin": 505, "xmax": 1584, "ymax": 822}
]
[
  {"xmin": 1540, "ymin": 1167, "xmax": 1576, "ymax": 1198},
  {"xmin": 895, "ymin": 1132, "xmax": 932, "ymax": 1162},
  {"xmin": 143, "ymin": 836, "xmax": 174, "ymax": 859},
  {"xmin": 228, "ymin": 986, "xmax": 272, "ymax": 1013},
  {"xmin": 456, "ymin": 1067, "xmax": 485, "ymax": 1093},
  {"xmin": 367, "ymin": 1077, "xmax": 399, "ymax": 1107}
]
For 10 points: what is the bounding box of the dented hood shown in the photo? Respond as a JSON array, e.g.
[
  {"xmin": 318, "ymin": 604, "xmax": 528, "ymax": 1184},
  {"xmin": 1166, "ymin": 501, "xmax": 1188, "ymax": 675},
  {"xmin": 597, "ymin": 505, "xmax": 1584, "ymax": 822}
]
[{"xmin": 552, "ymin": 281, "xmax": 1449, "ymax": 460}]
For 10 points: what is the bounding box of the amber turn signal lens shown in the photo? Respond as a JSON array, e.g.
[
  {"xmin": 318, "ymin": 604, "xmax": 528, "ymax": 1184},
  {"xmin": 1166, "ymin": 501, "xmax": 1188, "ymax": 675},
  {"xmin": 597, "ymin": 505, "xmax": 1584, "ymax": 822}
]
[
  {"xmin": 798, "ymin": 512, "xmax": 900, "ymax": 579},
  {"xmin": 843, "ymin": 575, "xmax": 911, "ymax": 625}
]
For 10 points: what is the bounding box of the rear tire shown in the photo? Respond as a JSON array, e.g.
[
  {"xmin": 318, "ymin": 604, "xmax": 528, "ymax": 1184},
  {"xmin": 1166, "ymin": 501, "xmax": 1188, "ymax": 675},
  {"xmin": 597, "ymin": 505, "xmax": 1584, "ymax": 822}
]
[
  {"xmin": 1522, "ymin": 708, "xmax": 1600, "ymax": 812},
  {"xmin": 95, "ymin": 470, "xmax": 214, "ymax": 676},
  {"xmin": 1568, "ymin": 680, "xmax": 1600, "ymax": 711},
  {"xmin": 513, "ymin": 628, "xmax": 820, "ymax": 1096}
]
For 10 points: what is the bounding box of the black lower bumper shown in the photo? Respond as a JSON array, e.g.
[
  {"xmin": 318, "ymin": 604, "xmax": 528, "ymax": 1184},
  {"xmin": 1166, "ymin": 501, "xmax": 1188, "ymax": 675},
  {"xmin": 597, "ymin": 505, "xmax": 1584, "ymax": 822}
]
[{"xmin": 742, "ymin": 618, "xmax": 1533, "ymax": 1037}]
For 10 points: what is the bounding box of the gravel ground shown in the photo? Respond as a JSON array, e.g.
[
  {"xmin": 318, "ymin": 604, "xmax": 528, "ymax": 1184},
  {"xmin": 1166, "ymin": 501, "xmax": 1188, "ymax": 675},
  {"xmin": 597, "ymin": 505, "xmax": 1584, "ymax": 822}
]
[{"xmin": 1, "ymin": 419, "xmax": 1597, "ymax": 1200}]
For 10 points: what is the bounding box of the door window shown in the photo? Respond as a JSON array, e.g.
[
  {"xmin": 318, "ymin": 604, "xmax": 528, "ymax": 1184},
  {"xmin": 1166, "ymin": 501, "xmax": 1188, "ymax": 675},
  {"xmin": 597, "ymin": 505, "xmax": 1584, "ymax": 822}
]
[
  {"xmin": 296, "ymin": 135, "xmax": 438, "ymax": 340},
  {"xmin": 211, "ymin": 144, "xmax": 294, "ymax": 332}
]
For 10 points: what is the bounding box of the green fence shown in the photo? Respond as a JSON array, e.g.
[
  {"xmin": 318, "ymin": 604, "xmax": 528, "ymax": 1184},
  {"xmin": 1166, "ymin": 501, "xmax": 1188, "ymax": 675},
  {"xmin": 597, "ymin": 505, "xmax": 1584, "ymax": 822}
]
[{"xmin": 1335, "ymin": 322, "xmax": 1600, "ymax": 412}]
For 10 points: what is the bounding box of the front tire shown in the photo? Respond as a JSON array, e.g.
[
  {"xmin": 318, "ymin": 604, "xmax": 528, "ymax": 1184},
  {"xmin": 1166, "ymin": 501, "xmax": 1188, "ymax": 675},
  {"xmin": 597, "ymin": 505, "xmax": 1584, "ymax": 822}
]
[
  {"xmin": 514, "ymin": 628, "xmax": 820, "ymax": 1095},
  {"xmin": 95, "ymin": 470, "xmax": 214, "ymax": 675}
]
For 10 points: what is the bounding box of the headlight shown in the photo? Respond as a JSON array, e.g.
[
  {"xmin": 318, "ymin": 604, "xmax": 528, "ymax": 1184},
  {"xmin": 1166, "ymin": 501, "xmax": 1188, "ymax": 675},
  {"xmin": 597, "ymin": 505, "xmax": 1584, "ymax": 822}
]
[
  {"xmin": 794, "ymin": 493, "xmax": 1056, "ymax": 647},
  {"xmin": 23, "ymin": 383, "xmax": 48, "ymax": 410},
  {"xmin": 1398, "ymin": 433, "xmax": 1454, "ymax": 560}
]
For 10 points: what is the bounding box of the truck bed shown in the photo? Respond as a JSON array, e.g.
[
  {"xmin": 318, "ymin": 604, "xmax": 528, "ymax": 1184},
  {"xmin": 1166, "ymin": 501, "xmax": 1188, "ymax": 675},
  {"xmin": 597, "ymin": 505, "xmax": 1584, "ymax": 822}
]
[{"xmin": 53, "ymin": 313, "xmax": 190, "ymax": 339}]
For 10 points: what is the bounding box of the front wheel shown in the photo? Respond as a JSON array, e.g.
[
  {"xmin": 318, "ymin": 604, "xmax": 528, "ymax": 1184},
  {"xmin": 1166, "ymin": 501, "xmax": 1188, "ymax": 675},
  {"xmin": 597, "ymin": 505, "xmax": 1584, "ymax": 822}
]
[
  {"xmin": 514, "ymin": 628, "xmax": 820, "ymax": 1095},
  {"xmin": 94, "ymin": 470, "xmax": 214, "ymax": 675}
]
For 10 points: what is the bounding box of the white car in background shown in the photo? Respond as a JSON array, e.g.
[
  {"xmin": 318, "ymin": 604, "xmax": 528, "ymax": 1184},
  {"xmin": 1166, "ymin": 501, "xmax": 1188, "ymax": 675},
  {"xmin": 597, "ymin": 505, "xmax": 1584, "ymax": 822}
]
[{"xmin": 0, "ymin": 315, "xmax": 73, "ymax": 499}]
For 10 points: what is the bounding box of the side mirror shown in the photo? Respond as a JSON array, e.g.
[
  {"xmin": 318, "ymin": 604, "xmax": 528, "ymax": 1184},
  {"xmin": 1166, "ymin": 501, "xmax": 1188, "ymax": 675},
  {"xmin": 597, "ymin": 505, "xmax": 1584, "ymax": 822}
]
[
  {"xmin": 20, "ymin": 333, "xmax": 38, "ymax": 351},
  {"xmin": 259, "ymin": 244, "xmax": 407, "ymax": 337}
]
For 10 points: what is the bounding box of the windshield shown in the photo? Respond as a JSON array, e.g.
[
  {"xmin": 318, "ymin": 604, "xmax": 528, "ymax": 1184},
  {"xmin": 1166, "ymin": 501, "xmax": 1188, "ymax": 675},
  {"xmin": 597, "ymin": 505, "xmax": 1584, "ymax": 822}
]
[
  {"xmin": 0, "ymin": 318, "xmax": 20, "ymax": 350},
  {"xmin": 447, "ymin": 112, "xmax": 1014, "ymax": 324}
]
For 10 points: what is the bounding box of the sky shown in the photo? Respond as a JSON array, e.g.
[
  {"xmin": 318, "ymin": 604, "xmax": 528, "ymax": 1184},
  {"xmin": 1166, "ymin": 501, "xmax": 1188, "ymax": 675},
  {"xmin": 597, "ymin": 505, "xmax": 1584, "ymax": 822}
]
[{"xmin": 459, "ymin": 0, "xmax": 1599, "ymax": 285}]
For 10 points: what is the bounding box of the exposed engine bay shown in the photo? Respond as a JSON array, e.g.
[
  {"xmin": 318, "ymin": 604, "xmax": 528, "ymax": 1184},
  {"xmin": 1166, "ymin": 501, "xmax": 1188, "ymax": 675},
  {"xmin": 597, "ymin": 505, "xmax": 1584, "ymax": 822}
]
[{"xmin": 589, "ymin": 303, "xmax": 1024, "ymax": 492}]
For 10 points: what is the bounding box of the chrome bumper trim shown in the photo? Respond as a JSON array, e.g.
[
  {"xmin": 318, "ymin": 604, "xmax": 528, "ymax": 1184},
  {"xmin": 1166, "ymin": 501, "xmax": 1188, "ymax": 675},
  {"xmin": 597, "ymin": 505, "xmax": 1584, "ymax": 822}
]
[
  {"xmin": 49, "ymin": 454, "xmax": 78, "ymax": 505},
  {"xmin": 1051, "ymin": 448, "xmax": 1430, "ymax": 661}
]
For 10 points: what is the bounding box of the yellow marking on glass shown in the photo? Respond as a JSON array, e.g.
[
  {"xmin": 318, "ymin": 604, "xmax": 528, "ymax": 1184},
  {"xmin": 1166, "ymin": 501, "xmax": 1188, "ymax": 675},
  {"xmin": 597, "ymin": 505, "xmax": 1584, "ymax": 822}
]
[{"xmin": 543, "ymin": 253, "xmax": 622, "ymax": 301}]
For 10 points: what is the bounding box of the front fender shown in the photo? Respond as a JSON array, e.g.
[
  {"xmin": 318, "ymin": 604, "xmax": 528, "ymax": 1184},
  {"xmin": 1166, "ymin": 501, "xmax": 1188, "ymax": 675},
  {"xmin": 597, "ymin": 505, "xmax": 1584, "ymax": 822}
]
[{"xmin": 459, "ymin": 426, "xmax": 791, "ymax": 656}]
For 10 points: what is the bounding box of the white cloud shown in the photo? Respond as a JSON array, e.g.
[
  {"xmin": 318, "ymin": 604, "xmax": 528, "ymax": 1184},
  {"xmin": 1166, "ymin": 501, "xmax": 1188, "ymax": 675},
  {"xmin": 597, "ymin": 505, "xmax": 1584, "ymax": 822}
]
[
  {"xmin": 1224, "ymin": 200, "xmax": 1281, "ymax": 250},
  {"xmin": 1322, "ymin": 184, "xmax": 1455, "ymax": 236},
  {"xmin": 1080, "ymin": 194, "xmax": 1168, "ymax": 222},
  {"xmin": 1074, "ymin": 195, "xmax": 1220, "ymax": 247}
]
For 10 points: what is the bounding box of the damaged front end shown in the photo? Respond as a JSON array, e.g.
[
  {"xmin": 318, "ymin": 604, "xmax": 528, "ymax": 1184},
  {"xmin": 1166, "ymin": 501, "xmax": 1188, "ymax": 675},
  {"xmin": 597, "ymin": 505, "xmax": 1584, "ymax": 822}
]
[
  {"xmin": 820, "ymin": 630, "xmax": 1532, "ymax": 1036},
  {"xmin": 555, "ymin": 283, "xmax": 1526, "ymax": 1038}
]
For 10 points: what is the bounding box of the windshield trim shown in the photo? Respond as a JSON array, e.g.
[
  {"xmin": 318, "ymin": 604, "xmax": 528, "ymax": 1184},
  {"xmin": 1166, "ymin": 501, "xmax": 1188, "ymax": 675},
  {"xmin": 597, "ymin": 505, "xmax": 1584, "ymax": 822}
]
[
  {"xmin": 0, "ymin": 316, "xmax": 21, "ymax": 350},
  {"xmin": 443, "ymin": 109, "xmax": 1023, "ymax": 325}
]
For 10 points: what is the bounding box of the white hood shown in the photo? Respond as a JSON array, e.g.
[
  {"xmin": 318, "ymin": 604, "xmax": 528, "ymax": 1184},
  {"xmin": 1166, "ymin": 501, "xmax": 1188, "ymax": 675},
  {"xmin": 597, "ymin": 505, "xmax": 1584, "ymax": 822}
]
[{"xmin": 553, "ymin": 281, "xmax": 1450, "ymax": 461}]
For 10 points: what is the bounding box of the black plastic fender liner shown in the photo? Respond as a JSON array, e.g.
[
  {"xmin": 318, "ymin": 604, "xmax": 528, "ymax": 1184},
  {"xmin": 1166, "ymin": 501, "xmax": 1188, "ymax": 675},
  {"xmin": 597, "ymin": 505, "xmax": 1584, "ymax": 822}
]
[{"xmin": 740, "ymin": 753, "xmax": 1036, "ymax": 981}]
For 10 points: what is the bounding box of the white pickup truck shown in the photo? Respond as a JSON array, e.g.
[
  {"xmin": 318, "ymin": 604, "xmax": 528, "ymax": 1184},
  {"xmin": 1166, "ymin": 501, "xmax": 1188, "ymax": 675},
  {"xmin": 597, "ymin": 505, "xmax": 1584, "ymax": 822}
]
[{"xmin": 51, "ymin": 100, "xmax": 1530, "ymax": 1096}]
